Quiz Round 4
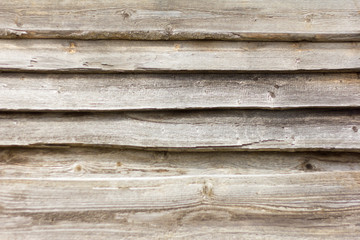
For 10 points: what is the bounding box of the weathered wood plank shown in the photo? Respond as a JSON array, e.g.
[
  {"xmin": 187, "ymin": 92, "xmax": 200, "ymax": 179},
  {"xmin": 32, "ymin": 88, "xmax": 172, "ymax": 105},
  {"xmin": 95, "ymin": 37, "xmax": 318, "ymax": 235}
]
[
  {"xmin": 0, "ymin": 110, "xmax": 359, "ymax": 150},
  {"xmin": 1, "ymin": 73, "xmax": 360, "ymax": 111},
  {"xmin": 1, "ymin": 215, "xmax": 359, "ymax": 240},
  {"xmin": 1, "ymin": 0, "xmax": 360, "ymax": 41},
  {"xmin": 5, "ymin": 172, "xmax": 358, "ymax": 212},
  {"xmin": 1, "ymin": 148, "xmax": 360, "ymax": 238},
  {"xmin": 0, "ymin": 40, "xmax": 358, "ymax": 73},
  {"xmin": 1, "ymin": 171, "xmax": 360, "ymax": 239},
  {"xmin": 1, "ymin": 147, "xmax": 360, "ymax": 178}
]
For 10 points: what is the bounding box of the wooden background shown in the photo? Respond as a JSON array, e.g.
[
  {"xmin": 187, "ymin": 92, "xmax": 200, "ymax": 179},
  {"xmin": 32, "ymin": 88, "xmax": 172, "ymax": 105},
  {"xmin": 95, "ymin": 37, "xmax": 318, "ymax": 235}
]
[{"xmin": 0, "ymin": 0, "xmax": 360, "ymax": 239}]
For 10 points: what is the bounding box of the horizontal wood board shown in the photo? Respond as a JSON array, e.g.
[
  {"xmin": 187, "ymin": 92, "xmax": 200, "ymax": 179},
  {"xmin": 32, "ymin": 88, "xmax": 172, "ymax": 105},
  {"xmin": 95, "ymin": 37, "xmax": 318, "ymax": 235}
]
[
  {"xmin": 0, "ymin": 110, "xmax": 359, "ymax": 150},
  {"xmin": 1, "ymin": 147, "xmax": 360, "ymax": 239},
  {"xmin": 0, "ymin": 0, "xmax": 360, "ymax": 41},
  {"xmin": 0, "ymin": 73, "xmax": 359, "ymax": 111},
  {"xmin": 0, "ymin": 40, "xmax": 359, "ymax": 73},
  {"xmin": 2, "ymin": 147, "xmax": 360, "ymax": 177}
]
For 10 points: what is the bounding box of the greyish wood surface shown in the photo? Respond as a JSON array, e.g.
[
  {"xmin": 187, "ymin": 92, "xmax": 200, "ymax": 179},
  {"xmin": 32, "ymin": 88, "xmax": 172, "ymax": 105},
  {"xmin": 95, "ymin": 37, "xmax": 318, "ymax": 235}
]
[
  {"xmin": 1, "ymin": 147, "xmax": 360, "ymax": 239},
  {"xmin": 1, "ymin": 0, "xmax": 360, "ymax": 41},
  {"xmin": 0, "ymin": 110, "xmax": 359, "ymax": 150},
  {"xmin": 0, "ymin": 73, "xmax": 360, "ymax": 111},
  {"xmin": 1, "ymin": 147, "xmax": 360, "ymax": 178},
  {"xmin": 0, "ymin": 40, "xmax": 359, "ymax": 73},
  {"xmin": 1, "ymin": 173, "xmax": 360, "ymax": 240}
]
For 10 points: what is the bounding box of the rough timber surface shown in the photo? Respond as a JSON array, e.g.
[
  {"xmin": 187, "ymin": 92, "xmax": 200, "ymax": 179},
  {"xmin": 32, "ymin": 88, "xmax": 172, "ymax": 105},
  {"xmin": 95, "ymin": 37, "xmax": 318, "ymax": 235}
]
[
  {"xmin": 1, "ymin": 73, "xmax": 360, "ymax": 111},
  {"xmin": 0, "ymin": 110, "xmax": 359, "ymax": 151},
  {"xmin": 0, "ymin": 0, "xmax": 360, "ymax": 41},
  {"xmin": 1, "ymin": 147, "xmax": 360, "ymax": 239},
  {"xmin": 1, "ymin": 2, "xmax": 360, "ymax": 239},
  {"xmin": 1, "ymin": 147, "xmax": 360, "ymax": 178},
  {"xmin": 0, "ymin": 40, "xmax": 359, "ymax": 73}
]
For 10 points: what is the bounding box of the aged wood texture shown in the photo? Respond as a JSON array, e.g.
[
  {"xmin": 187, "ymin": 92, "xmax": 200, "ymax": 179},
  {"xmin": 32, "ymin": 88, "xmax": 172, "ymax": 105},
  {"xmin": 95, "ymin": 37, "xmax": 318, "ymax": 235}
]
[
  {"xmin": 1, "ymin": 147, "xmax": 360, "ymax": 178},
  {"xmin": 1, "ymin": 167, "xmax": 360, "ymax": 238},
  {"xmin": 1, "ymin": 0, "xmax": 360, "ymax": 41},
  {"xmin": 1, "ymin": 73, "xmax": 360, "ymax": 111},
  {"xmin": 2, "ymin": 148, "xmax": 360, "ymax": 239},
  {"xmin": 0, "ymin": 40, "xmax": 359, "ymax": 73},
  {"xmin": 2, "ymin": 214, "xmax": 360, "ymax": 240},
  {"xmin": 0, "ymin": 110, "xmax": 359, "ymax": 150}
]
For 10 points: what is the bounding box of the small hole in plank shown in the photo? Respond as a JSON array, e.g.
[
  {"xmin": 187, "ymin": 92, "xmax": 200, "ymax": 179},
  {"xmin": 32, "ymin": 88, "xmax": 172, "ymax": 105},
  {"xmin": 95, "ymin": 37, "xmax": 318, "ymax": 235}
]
[
  {"xmin": 305, "ymin": 163, "xmax": 313, "ymax": 170},
  {"xmin": 353, "ymin": 126, "xmax": 358, "ymax": 132}
]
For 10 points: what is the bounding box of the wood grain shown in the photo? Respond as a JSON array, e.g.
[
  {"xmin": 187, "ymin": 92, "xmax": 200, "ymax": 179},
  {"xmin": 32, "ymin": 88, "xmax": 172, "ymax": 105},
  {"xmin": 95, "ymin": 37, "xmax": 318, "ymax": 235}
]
[
  {"xmin": 1, "ymin": 215, "xmax": 359, "ymax": 240},
  {"xmin": 1, "ymin": 147, "xmax": 360, "ymax": 238},
  {"xmin": 0, "ymin": 40, "xmax": 359, "ymax": 73},
  {"xmin": 2, "ymin": 1, "xmax": 360, "ymax": 239},
  {"xmin": 1, "ymin": 0, "xmax": 360, "ymax": 41},
  {"xmin": 1, "ymin": 170, "xmax": 360, "ymax": 239},
  {"xmin": 0, "ymin": 110, "xmax": 359, "ymax": 151},
  {"xmin": 1, "ymin": 73, "xmax": 360, "ymax": 111},
  {"xmin": 1, "ymin": 147, "xmax": 360, "ymax": 178}
]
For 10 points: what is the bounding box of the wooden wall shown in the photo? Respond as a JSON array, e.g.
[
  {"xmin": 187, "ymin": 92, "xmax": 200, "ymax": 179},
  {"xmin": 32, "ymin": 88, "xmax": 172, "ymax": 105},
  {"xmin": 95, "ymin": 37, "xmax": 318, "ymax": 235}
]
[{"xmin": 0, "ymin": 1, "xmax": 360, "ymax": 239}]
